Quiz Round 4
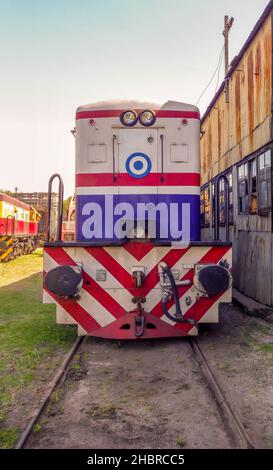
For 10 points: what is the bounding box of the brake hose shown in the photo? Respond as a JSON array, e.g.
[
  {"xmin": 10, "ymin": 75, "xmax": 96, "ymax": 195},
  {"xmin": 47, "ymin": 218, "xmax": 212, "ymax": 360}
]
[
  {"xmin": 161, "ymin": 265, "xmax": 184, "ymax": 323},
  {"xmin": 161, "ymin": 265, "xmax": 195, "ymax": 325}
]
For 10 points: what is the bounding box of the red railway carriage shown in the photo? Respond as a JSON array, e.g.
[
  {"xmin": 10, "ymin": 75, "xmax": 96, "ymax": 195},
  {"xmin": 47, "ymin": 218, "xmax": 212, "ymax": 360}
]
[
  {"xmin": 43, "ymin": 100, "xmax": 232, "ymax": 339},
  {"xmin": 0, "ymin": 193, "xmax": 41, "ymax": 261}
]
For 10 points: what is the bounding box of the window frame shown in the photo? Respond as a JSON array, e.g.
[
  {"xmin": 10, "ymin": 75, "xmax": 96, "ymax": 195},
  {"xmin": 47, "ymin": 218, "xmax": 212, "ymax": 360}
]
[
  {"xmin": 257, "ymin": 149, "xmax": 272, "ymax": 215},
  {"xmin": 200, "ymin": 185, "xmax": 211, "ymax": 228},
  {"xmin": 237, "ymin": 147, "xmax": 272, "ymax": 217}
]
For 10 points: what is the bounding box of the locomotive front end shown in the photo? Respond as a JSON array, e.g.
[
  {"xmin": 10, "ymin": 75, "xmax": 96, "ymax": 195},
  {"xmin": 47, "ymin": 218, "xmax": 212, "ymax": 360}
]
[{"xmin": 43, "ymin": 100, "xmax": 232, "ymax": 339}]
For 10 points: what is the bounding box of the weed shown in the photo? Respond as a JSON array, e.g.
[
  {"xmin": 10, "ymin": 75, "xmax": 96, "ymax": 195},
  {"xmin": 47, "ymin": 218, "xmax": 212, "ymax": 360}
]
[
  {"xmin": 51, "ymin": 389, "xmax": 62, "ymax": 403},
  {"xmin": 176, "ymin": 434, "xmax": 186, "ymax": 448},
  {"xmin": 89, "ymin": 403, "xmax": 117, "ymax": 419},
  {"xmin": 218, "ymin": 363, "xmax": 239, "ymax": 374},
  {"xmin": 33, "ymin": 424, "xmax": 42, "ymax": 433}
]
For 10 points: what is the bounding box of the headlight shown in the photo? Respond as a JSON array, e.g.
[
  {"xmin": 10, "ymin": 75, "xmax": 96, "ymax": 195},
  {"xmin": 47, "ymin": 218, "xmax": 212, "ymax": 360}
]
[
  {"xmin": 139, "ymin": 110, "xmax": 156, "ymax": 126},
  {"xmin": 120, "ymin": 110, "xmax": 138, "ymax": 127},
  {"xmin": 133, "ymin": 224, "xmax": 146, "ymax": 239}
]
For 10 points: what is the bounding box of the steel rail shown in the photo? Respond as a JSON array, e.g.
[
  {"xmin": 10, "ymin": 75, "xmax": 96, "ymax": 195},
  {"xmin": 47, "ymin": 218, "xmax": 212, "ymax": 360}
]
[
  {"xmin": 189, "ymin": 337, "xmax": 255, "ymax": 449},
  {"xmin": 15, "ymin": 336, "xmax": 84, "ymax": 449}
]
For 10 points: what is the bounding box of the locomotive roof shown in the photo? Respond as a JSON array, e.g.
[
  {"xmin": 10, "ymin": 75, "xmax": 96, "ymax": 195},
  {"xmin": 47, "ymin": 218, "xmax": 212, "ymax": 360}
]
[
  {"xmin": 76, "ymin": 100, "xmax": 199, "ymax": 113},
  {"xmin": 0, "ymin": 192, "xmax": 31, "ymax": 211}
]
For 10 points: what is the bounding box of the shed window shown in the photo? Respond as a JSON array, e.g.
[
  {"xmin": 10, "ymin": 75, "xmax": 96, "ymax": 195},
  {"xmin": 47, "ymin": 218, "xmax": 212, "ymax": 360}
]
[
  {"xmin": 200, "ymin": 186, "xmax": 210, "ymax": 228},
  {"xmin": 249, "ymin": 159, "xmax": 257, "ymax": 215},
  {"xmin": 238, "ymin": 163, "xmax": 249, "ymax": 214},
  {"xmin": 227, "ymin": 173, "xmax": 234, "ymax": 224},
  {"xmin": 211, "ymin": 183, "xmax": 215, "ymax": 227},
  {"xmin": 219, "ymin": 179, "xmax": 226, "ymax": 224},
  {"xmin": 237, "ymin": 149, "xmax": 271, "ymax": 216},
  {"xmin": 258, "ymin": 150, "xmax": 271, "ymax": 214}
]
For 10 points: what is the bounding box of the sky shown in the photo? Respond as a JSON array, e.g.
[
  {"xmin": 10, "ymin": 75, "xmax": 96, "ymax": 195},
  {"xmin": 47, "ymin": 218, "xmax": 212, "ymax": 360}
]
[{"xmin": 0, "ymin": 0, "xmax": 270, "ymax": 196}]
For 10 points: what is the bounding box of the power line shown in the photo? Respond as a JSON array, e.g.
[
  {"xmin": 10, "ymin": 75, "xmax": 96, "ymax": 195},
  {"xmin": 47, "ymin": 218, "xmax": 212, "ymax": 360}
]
[
  {"xmin": 215, "ymin": 47, "xmax": 224, "ymax": 93},
  {"xmin": 196, "ymin": 46, "xmax": 224, "ymax": 106}
]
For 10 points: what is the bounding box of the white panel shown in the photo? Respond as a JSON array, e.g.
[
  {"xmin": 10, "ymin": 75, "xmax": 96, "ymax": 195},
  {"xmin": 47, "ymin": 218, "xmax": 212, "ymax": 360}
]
[
  {"xmin": 170, "ymin": 144, "xmax": 188, "ymax": 162},
  {"xmin": 43, "ymin": 290, "xmax": 56, "ymax": 304},
  {"xmin": 78, "ymin": 325, "xmax": 88, "ymax": 336},
  {"xmin": 56, "ymin": 305, "xmax": 77, "ymax": 325},
  {"xmin": 78, "ymin": 289, "xmax": 116, "ymax": 326},
  {"xmin": 87, "ymin": 143, "xmax": 107, "ymax": 163}
]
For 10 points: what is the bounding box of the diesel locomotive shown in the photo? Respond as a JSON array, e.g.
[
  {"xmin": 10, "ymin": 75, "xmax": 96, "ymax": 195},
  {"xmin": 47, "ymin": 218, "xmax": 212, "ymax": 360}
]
[{"xmin": 43, "ymin": 100, "xmax": 232, "ymax": 339}]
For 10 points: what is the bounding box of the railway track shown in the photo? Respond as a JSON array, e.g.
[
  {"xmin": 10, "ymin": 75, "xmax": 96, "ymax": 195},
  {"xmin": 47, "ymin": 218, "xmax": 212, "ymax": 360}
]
[
  {"xmin": 15, "ymin": 336, "xmax": 84, "ymax": 449},
  {"xmin": 15, "ymin": 335, "xmax": 255, "ymax": 449},
  {"xmin": 189, "ymin": 338, "xmax": 255, "ymax": 449}
]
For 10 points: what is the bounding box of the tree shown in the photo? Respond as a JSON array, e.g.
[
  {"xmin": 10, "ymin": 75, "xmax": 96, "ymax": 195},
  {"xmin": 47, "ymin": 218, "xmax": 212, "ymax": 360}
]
[
  {"xmin": 63, "ymin": 196, "xmax": 72, "ymax": 220},
  {"xmin": 0, "ymin": 189, "xmax": 12, "ymax": 196}
]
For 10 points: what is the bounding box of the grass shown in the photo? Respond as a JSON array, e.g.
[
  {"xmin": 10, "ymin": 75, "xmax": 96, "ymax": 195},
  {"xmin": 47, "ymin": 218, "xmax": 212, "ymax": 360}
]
[
  {"xmin": 0, "ymin": 428, "xmax": 18, "ymax": 449},
  {"xmin": 0, "ymin": 249, "xmax": 76, "ymax": 447},
  {"xmin": 0, "ymin": 250, "xmax": 43, "ymax": 288},
  {"xmin": 254, "ymin": 343, "xmax": 273, "ymax": 354},
  {"xmin": 89, "ymin": 403, "xmax": 117, "ymax": 419}
]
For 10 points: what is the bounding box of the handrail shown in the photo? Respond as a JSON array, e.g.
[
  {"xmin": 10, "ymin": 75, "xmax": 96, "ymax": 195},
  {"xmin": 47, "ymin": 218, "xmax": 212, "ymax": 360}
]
[
  {"xmin": 214, "ymin": 174, "xmax": 230, "ymax": 243},
  {"xmin": 160, "ymin": 134, "xmax": 164, "ymax": 182},
  {"xmin": 47, "ymin": 174, "xmax": 64, "ymax": 242},
  {"xmin": 112, "ymin": 135, "xmax": 117, "ymax": 182}
]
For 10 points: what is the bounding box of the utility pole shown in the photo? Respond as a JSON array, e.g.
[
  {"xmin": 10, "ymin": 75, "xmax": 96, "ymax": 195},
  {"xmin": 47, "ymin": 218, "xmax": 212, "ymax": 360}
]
[{"xmin": 223, "ymin": 15, "xmax": 234, "ymax": 103}]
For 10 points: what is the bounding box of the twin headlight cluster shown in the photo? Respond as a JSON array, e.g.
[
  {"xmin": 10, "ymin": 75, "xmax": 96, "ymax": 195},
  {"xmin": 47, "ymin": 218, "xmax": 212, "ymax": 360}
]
[{"xmin": 120, "ymin": 109, "xmax": 156, "ymax": 127}]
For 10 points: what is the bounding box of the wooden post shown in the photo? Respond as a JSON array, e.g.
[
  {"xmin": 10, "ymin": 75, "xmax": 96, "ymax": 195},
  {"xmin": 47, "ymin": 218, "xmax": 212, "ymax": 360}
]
[{"xmin": 223, "ymin": 15, "xmax": 234, "ymax": 103}]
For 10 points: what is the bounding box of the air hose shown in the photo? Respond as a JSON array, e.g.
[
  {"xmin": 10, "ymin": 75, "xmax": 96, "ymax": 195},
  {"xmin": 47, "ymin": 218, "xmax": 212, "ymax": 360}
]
[{"xmin": 160, "ymin": 264, "xmax": 195, "ymax": 325}]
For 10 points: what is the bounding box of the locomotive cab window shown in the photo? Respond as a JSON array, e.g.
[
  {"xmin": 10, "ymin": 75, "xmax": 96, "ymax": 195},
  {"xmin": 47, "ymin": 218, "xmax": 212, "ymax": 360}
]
[{"xmin": 87, "ymin": 143, "xmax": 107, "ymax": 163}]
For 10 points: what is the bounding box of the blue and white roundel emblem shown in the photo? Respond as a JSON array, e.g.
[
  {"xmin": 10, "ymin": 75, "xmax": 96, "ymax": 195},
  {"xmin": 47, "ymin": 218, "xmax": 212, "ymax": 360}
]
[{"xmin": 125, "ymin": 153, "xmax": 152, "ymax": 179}]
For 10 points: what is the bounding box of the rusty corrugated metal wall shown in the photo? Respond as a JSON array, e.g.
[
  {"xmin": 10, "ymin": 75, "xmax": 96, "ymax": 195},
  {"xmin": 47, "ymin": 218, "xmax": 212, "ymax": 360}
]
[{"xmin": 200, "ymin": 13, "xmax": 272, "ymax": 186}]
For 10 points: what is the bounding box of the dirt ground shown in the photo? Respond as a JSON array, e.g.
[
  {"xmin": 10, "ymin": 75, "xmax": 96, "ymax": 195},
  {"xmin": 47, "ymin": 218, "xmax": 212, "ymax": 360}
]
[
  {"xmin": 198, "ymin": 304, "xmax": 273, "ymax": 449},
  {"xmin": 27, "ymin": 338, "xmax": 232, "ymax": 449},
  {"xmin": 16, "ymin": 303, "xmax": 273, "ymax": 449}
]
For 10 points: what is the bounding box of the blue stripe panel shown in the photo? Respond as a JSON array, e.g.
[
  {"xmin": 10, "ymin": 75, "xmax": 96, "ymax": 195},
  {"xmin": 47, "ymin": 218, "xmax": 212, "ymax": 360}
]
[{"xmin": 76, "ymin": 194, "xmax": 200, "ymax": 242}]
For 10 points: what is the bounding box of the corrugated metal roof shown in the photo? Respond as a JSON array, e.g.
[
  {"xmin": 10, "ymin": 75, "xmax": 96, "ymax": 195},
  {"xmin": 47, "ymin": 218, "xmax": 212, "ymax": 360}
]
[{"xmin": 201, "ymin": 0, "xmax": 273, "ymax": 124}]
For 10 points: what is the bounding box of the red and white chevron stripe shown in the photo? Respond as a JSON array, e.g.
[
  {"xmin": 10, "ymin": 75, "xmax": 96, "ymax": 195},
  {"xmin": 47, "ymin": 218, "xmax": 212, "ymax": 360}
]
[{"xmin": 43, "ymin": 243, "xmax": 232, "ymax": 338}]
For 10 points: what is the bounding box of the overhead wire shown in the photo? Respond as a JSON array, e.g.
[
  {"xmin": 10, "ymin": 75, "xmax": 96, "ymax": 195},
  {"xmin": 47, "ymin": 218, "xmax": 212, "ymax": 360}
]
[
  {"xmin": 215, "ymin": 47, "xmax": 225, "ymax": 93},
  {"xmin": 196, "ymin": 46, "xmax": 225, "ymax": 106}
]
